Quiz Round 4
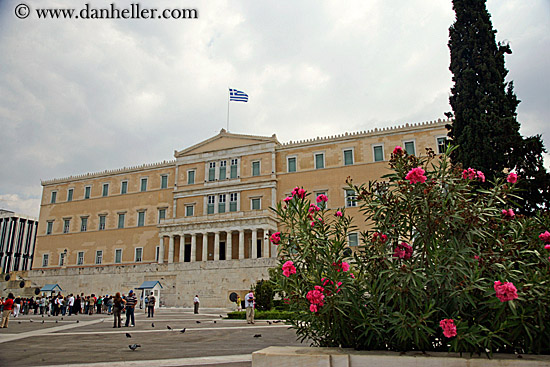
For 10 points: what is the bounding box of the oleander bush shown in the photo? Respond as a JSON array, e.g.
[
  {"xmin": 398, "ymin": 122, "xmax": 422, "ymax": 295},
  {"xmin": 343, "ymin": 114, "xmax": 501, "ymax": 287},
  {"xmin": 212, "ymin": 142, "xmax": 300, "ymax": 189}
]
[{"xmin": 270, "ymin": 146, "xmax": 550, "ymax": 355}]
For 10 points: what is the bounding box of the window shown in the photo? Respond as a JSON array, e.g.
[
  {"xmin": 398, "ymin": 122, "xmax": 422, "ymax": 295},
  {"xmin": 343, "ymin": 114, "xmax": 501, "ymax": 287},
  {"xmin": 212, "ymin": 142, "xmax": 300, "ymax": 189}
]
[
  {"xmin": 185, "ymin": 205, "xmax": 194, "ymax": 217},
  {"xmin": 346, "ymin": 189, "xmax": 357, "ymax": 207},
  {"xmin": 158, "ymin": 209, "xmax": 166, "ymax": 223},
  {"xmin": 287, "ymin": 156, "xmax": 296, "ymax": 173},
  {"xmin": 373, "ymin": 145, "xmax": 384, "ymax": 162},
  {"xmin": 344, "ymin": 149, "xmax": 354, "ymax": 166},
  {"xmin": 63, "ymin": 219, "xmax": 70, "ymax": 234},
  {"xmin": 161, "ymin": 175, "xmax": 168, "ymax": 189},
  {"xmin": 102, "ymin": 183, "xmax": 109, "ymax": 197},
  {"xmin": 80, "ymin": 217, "xmax": 88, "ymax": 232},
  {"xmin": 42, "ymin": 254, "xmax": 49, "ymax": 267},
  {"xmin": 121, "ymin": 181, "xmax": 128, "ymax": 194},
  {"xmin": 67, "ymin": 188, "xmax": 73, "ymax": 202},
  {"xmin": 77, "ymin": 251, "xmax": 84, "ymax": 265},
  {"xmin": 59, "ymin": 253, "xmax": 65, "ymax": 266},
  {"xmin": 138, "ymin": 211, "xmax": 145, "ymax": 227},
  {"xmin": 404, "ymin": 141, "xmax": 416, "ymax": 155},
  {"xmin": 251, "ymin": 198, "xmax": 261, "ymax": 210},
  {"xmin": 135, "ymin": 248, "xmax": 143, "ymax": 262},
  {"xmin": 208, "ymin": 162, "xmax": 216, "ymax": 181},
  {"xmin": 118, "ymin": 213, "xmax": 125, "ymax": 229},
  {"xmin": 140, "ymin": 178, "xmax": 148, "ymax": 192},
  {"xmin": 50, "ymin": 191, "xmax": 57, "ymax": 204},
  {"xmin": 252, "ymin": 161, "xmax": 260, "ymax": 176},
  {"xmin": 316, "ymin": 192, "xmax": 327, "ymax": 209},
  {"xmin": 115, "ymin": 249, "xmax": 122, "ymax": 264},
  {"xmin": 99, "ymin": 215, "xmax": 106, "ymax": 230},
  {"xmin": 95, "ymin": 250, "xmax": 103, "ymax": 265},
  {"xmin": 187, "ymin": 170, "xmax": 195, "ymax": 185},
  {"xmin": 315, "ymin": 153, "xmax": 325, "ymax": 169},
  {"xmin": 84, "ymin": 186, "xmax": 91, "ymax": 199},
  {"xmin": 229, "ymin": 193, "xmax": 238, "ymax": 212},
  {"xmin": 207, "ymin": 195, "xmax": 215, "ymax": 214},
  {"xmin": 218, "ymin": 194, "xmax": 226, "ymax": 213},
  {"xmin": 230, "ymin": 159, "xmax": 238, "ymax": 179},
  {"xmin": 46, "ymin": 221, "xmax": 53, "ymax": 235},
  {"xmin": 348, "ymin": 233, "xmax": 359, "ymax": 247},
  {"xmin": 437, "ymin": 137, "xmax": 448, "ymax": 154},
  {"xmin": 219, "ymin": 161, "xmax": 227, "ymax": 181}
]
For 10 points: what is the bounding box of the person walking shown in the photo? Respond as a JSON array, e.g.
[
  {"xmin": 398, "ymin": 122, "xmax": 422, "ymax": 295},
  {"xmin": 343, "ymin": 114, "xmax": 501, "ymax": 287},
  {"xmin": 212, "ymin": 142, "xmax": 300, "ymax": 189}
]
[
  {"xmin": 1, "ymin": 293, "xmax": 14, "ymax": 328},
  {"xmin": 124, "ymin": 290, "xmax": 137, "ymax": 327},
  {"xmin": 147, "ymin": 293, "xmax": 156, "ymax": 318},
  {"xmin": 245, "ymin": 290, "xmax": 255, "ymax": 324},
  {"xmin": 193, "ymin": 295, "xmax": 200, "ymax": 314},
  {"xmin": 13, "ymin": 296, "xmax": 21, "ymax": 318},
  {"xmin": 112, "ymin": 293, "xmax": 126, "ymax": 328}
]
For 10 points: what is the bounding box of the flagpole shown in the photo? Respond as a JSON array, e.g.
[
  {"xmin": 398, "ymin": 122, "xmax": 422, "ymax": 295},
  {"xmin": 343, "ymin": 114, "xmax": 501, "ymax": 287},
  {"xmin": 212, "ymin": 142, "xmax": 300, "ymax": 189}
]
[{"xmin": 227, "ymin": 88, "xmax": 230, "ymax": 132}]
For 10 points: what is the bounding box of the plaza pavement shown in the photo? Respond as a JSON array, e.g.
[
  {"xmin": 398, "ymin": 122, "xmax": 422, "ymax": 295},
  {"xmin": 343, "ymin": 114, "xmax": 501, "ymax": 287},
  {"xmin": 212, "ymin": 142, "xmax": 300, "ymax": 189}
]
[{"xmin": 0, "ymin": 308, "xmax": 308, "ymax": 367}]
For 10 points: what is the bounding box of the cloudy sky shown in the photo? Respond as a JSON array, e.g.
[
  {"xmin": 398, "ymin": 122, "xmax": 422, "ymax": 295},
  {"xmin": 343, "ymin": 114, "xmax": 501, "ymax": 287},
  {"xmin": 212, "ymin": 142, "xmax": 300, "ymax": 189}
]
[{"xmin": 1, "ymin": 0, "xmax": 549, "ymax": 218}]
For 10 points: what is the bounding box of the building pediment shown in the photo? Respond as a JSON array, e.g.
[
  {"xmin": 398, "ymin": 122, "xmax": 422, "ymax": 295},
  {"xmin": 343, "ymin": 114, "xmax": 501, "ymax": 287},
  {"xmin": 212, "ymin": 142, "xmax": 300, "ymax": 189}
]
[{"xmin": 174, "ymin": 129, "xmax": 279, "ymax": 158}]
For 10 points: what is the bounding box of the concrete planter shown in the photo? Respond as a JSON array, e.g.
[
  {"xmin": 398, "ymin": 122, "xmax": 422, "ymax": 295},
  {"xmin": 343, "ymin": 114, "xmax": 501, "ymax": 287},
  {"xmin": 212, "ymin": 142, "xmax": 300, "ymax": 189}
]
[{"xmin": 252, "ymin": 346, "xmax": 550, "ymax": 367}]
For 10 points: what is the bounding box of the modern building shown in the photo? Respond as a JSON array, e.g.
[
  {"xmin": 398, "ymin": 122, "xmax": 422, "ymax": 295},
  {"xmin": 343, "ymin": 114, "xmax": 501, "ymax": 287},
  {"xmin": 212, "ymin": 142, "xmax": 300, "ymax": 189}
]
[
  {"xmin": 0, "ymin": 209, "xmax": 38, "ymax": 273},
  {"xmin": 27, "ymin": 119, "xmax": 449, "ymax": 306}
]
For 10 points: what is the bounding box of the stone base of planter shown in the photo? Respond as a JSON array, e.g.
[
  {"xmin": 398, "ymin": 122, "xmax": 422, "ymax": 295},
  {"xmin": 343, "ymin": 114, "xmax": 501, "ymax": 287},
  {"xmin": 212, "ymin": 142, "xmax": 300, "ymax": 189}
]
[{"xmin": 252, "ymin": 346, "xmax": 550, "ymax": 367}]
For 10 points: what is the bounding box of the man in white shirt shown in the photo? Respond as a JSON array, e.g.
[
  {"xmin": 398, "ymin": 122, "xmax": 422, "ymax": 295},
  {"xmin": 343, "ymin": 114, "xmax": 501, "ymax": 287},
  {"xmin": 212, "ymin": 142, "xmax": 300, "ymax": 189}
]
[
  {"xmin": 193, "ymin": 295, "xmax": 200, "ymax": 314},
  {"xmin": 68, "ymin": 294, "xmax": 75, "ymax": 316},
  {"xmin": 245, "ymin": 291, "xmax": 255, "ymax": 324}
]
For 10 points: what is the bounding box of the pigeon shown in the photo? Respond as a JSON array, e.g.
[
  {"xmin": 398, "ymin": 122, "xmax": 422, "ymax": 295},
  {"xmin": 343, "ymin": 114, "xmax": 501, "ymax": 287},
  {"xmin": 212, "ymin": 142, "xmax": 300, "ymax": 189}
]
[
  {"xmin": 196, "ymin": 321, "xmax": 201, "ymax": 324},
  {"xmin": 273, "ymin": 320, "xmax": 281, "ymax": 323},
  {"xmin": 128, "ymin": 344, "xmax": 141, "ymax": 351},
  {"xmin": 42, "ymin": 315, "xmax": 44, "ymax": 318},
  {"xmin": 180, "ymin": 328, "xmax": 186, "ymax": 333},
  {"xmin": 55, "ymin": 320, "xmax": 58, "ymax": 323},
  {"xmin": 18, "ymin": 321, "xmax": 21, "ymax": 324},
  {"xmin": 30, "ymin": 319, "xmax": 33, "ymax": 323},
  {"xmin": 151, "ymin": 323, "xmax": 154, "ymax": 327},
  {"xmin": 41, "ymin": 320, "xmax": 44, "ymax": 324},
  {"xmin": 219, "ymin": 315, "xmax": 223, "ymax": 318},
  {"xmin": 61, "ymin": 317, "xmax": 63, "ymax": 320},
  {"xmin": 76, "ymin": 320, "xmax": 79, "ymax": 323},
  {"xmin": 213, "ymin": 320, "xmax": 217, "ymax": 324},
  {"xmin": 267, "ymin": 321, "xmax": 272, "ymax": 325},
  {"xmin": 166, "ymin": 325, "xmax": 172, "ymax": 330},
  {"xmin": 254, "ymin": 334, "xmax": 262, "ymax": 338},
  {"xmin": 126, "ymin": 333, "xmax": 132, "ymax": 338}
]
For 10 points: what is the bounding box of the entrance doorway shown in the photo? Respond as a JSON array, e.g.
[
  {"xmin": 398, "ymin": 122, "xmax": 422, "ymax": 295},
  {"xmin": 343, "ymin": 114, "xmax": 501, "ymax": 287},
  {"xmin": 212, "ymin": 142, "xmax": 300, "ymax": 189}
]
[{"xmin": 220, "ymin": 241, "xmax": 226, "ymax": 260}]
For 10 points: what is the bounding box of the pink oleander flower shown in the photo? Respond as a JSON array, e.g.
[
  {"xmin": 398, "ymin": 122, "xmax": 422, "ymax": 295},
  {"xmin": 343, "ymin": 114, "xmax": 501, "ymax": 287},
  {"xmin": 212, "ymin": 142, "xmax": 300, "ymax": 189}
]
[
  {"xmin": 439, "ymin": 319, "xmax": 457, "ymax": 338},
  {"xmin": 462, "ymin": 168, "xmax": 485, "ymax": 182},
  {"xmin": 292, "ymin": 186, "xmax": 306, "ymax": 199},
  {"xmin": 282, "ymin": 260, "xmax": 296, "ymax": 277},
  {"xmin": 405, "ymin": 167, "xmax": 427, "ymax": 184},
  {"xmin": 380, "ymin": 234, "xmax": 388, "ymax": 243},
  {"xmin": 309, "ymin": 204, "xmax": 320, "ymax": 213},
  {"xmin": 309, "ymin": 304, "xmax": 318, "ymax": 313},
  {"xmin": 270, "ymin": 232, "xmax": 281, "ymax": 245},
  {"xmin": 306, "ymin": 287, "xmax": 325, "ymax": 311},
  {"xmin": 539, "ymin": 231, "xmax": 550, "ymax": 243},
  {"xmin": 283, "ymin": 196, "xmax": 292, "ymax": 203},
  {"xmin": 350, "ymin": 273, "xmax": 355, "ymax": 279},
  {"xmin": 336, "ymin": 281, "xmax": 343, "ymax": 293},
  {"xmin": 316, "ymin": 194, "xmax": 328, "ymax": 203},
  {"xmin": 341, "ymin": 261, "xmax": 350, "ymax": 272},
  {"xmin": 502, "ymin": 209, "xmax": 515, "ymax": 219},
  {"xmin": 393, "ymin": 146, "xmax": 404, "ymax": 155},
  {"xmin": 335, "ymin": 211, "xmax": 343, "ymax": 217},
  {"xmin": 477, "ymin": 170, "xmax": 486, "ymax": 182},
  {"xmin": 494, "ymin": 281, "xmax": 518, "ymax": 302},
  {"xmin": 545, "ymin": 244, "xmax": 550, "ymax": 250},
  {"xmin": 507, "ymin": 172, "xmax": 518, "ymax": 184},
  {"xmin": 393, "ymin": 242, "xmax": 413, "ymax": 259},
  {"xmin": 311, "ymin": 221, "xmax": 316, "ymax": 227}
]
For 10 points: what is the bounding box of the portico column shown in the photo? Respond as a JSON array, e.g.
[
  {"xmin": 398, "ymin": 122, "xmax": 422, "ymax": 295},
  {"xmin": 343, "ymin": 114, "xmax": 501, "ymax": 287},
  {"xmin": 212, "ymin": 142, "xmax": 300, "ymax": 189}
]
[
  {"xmin": 226, "ymin": 231, "xmax": 232, "ymax": 260},
  {"xmin": 251, "ymin": 229, "xmax": 258, "ymax": 259},
  {"xmin": 179, "ymin": 234, "xmax": 185, "ymax": 262},
  {"xmin": 168, "ymin": 235, "xmax": 175, "ymax": 263},
  {"xmin": 191, "ymin": 233, "xmax": 197, "ymax": 262},
  {"xmin": 238, "ymin": 229, "xmax": 245, "ymax": 259},
  {"xmin": 214, "ymin": 232, "xmax": 220, "ymax": 261},
  {"xmin": 263, "ymin": 229, "xmax": 270, "ymax": 258},
  {"xmin": 158, "ymin": 237, "xmax": 164, "ymax": 264},
  {"xmin": 202, "ymin": 233, "xmax": 208, "ymax": 261}
]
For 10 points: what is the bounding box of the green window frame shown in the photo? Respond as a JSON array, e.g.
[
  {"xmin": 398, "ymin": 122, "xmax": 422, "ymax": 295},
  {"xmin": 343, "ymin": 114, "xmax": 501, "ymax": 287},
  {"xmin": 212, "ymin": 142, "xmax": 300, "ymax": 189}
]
[
  {"xmin": 207, "ymin": 196, "xmax": 215, "ymax": 214},
  {"xmin": 161, "ymin": 175, "xmax": 168, "ymax": 189},
  {"xmin": 404, "ymin": 141, "xmax": 416, "ymax": 155},
  {"xmin": 140, "ymin": 178, "xmax": 148, "ymax": 192},
  {"xmin": 80, "ymin": 218, "xmax": 87, "ymax": 232},
  {"xmin": 287, "ymin": 157, "xmax": 296, "ymax": 172},
  {"xmin": 46, "ymin": 221, "xmax": 53, "ymax": 235},
  {"xmin": 67, "ymin": 188, "xmax": 73, "ymax": 202},
  {"xmin": 77, "ymin": 251, "xmax": 84, "ymax": 265},
  {"xmin": 115, "ymin": 249, "xmax": 122, "ymax": 264},
  {"xmin": 219, "ymin": 161, "xmax": 227, "ymax": 181},
  {"xmin": 252, "ymin": 161, "xmax": 260, "ymax": 176},
  {"xmin": 185, "ymin": 205, "xmax": 194, "ymax": 217},
  {"xmin": 230, "ymin": 159, "xmax": 238, "ymax": 179},
  {"xmin": 251, "ymin": 198, "xmax": 261, "ymax": 210},
  {"xmin": 346, "ymin": 189, "xmax": 357, "ymax": 208},
  {"xmin": 218, "ymin": 194, "xmax": 226, "ymax": 213},
  {"xmin": 137, "ymin": 212, "xmax": 145, "ymax": 227},
  {"xmin": 315, "ymin": 153, "xmax": 324, "ymax": 169},
  {"xmin": 50, "ymin": 191, "xmax": 57, "ymax": 204},
  {"xmin": 229, "ymin": 193, "xmax": 238, "ymax": 212},
  {"xmin": 84, "ymin": 186, "xmax": 91, "ymax": 199},
  {"xmin": 348, "ymin": 233, "xmax": 359, "ymax": 247},
  {"xmin": 99, "ymin": 215, "xmax": 106, "ymax": 230},
  {"xmin": 135, "ymin": 248, "xmax": 143, "ymax": 262},
  {"xmin": 121, "ymin": 181, "xmax": 128, "ymax": 194},
  {"xmin": 373, "ymin": 145, "xmax": 384, "ymax": 162},
  {"xmin": 344, "ymin": 149, "xmax": 354, "ymax": 166},
  {"xmin": 95, "ymin": 250, "xmax": 103, "ymax": 265},
  {"xmin": 187, "ymin": 170, "xmax": 195, "ymax": 185},
  {"xmin": 63, "ymin": 219, "xmax": 70, "ymax": 234},
  {"xmin": 208, "ymin": 162, "xmax": 216, "ymax": 181},
  {"xmin": 158, "ymin": 209, "xmax": 166, "ymax": 223},
  {"xmin": 118, "ymin": 214, "xmax": 125, "ymax": 229},
  {"xmin": 42, "ymin": 254, "xmax": 49, "ymax": 267},
  {"xmin": 437, "ymin": 137, "xmax": 448, "ymax": 154},
  {"xmin": 102, "ymin": 183, "xmax": 109, "ymax": 197}
]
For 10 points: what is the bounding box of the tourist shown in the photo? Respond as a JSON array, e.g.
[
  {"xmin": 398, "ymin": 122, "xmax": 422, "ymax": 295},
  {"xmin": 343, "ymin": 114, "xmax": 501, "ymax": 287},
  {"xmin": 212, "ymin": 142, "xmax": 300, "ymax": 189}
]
[
  {"xmin": 1, "ymin": 293, "xmax": 14, "ymax": 328},
  {"xmin": 245, "ymin": 290, "xmax": 255, "ymax": 324},
  {"xmin": 193, "ymin": 295, "xmax": 200, "ymax": 314},
  {"xmin": 89, "ymin": 294, "xmax": 96, "ymax": 315},
  {"xmin": 112, "ymin": 292, "xmax": 126, "ymax": 328},
  {"xmin": 13, "ymin": 296, "xmax": 21, "ymax": 318},
  {"xmin": 124, "ymin": 290, "xmax": 137, "ymax": 327},
  {"xmin": 147, "ymin": 293, "xmax": 156, "ymax": 318}
]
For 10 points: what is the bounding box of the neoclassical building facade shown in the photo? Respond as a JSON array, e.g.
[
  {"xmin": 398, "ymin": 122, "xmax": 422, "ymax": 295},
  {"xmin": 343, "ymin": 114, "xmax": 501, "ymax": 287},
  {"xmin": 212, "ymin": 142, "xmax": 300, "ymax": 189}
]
[{"xmin": 29, "ymin": 120, "xmax": 449, "ymax": 305}]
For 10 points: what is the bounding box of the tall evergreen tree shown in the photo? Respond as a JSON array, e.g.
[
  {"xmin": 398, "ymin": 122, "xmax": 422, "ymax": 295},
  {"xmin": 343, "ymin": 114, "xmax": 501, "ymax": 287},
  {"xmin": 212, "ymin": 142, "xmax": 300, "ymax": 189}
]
[{"xmin": 447, "ymin": 0, "xmax": 549, "ymax": 213}]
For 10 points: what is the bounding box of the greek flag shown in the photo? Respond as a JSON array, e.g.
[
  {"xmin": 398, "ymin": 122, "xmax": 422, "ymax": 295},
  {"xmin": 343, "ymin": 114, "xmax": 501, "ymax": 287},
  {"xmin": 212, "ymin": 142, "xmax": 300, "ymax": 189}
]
[{"xmin": 229, "ymin": 88, "xmax": 248, "ymax": 102}]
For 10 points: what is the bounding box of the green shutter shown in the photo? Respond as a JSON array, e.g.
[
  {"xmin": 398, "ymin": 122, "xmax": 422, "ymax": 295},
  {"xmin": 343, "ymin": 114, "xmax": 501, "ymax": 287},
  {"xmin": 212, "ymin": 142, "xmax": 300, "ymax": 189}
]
[
  {"xmin": 344, "ymin": 150, "xmax": 353, "ymax": 165},
  {"xmin": 315, "ymin": 154, "xmax": 324, "ymax": 169},
  {"xmin": 288, "ymin": 157, "xmax": 296, "ymax": 172},
  {"xmin": 405, "ymin": 141, "xmax": 416, "ymax": 155},
  {"xmin": 374, "ymin": 146, "xmax": 383, "ymax": 162}
]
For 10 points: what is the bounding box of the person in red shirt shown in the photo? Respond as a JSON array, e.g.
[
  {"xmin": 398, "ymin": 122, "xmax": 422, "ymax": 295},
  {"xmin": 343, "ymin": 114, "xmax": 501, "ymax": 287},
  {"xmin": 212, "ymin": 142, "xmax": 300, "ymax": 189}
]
[{"xmin": 1, "ymin": 293, "xmax": 15, "ymax": 328}]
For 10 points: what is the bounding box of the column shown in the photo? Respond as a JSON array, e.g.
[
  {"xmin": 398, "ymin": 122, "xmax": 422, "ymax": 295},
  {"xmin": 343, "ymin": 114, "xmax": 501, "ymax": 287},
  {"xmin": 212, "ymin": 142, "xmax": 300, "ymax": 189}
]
[
  {"xmin": 238, "ymin": 229, "xmax": 245, "ymax": 259},
  {"xmin": 214, "ymin": 232, "xmax": 220, "ymax": 261},
  {"xmin": 202, "ymin": 233, "xmax": 208, "ymax": 261},
  {"xmin": 263, "ymin": 229, "xmax": 270, "ymax": 259},
  {"xmin": 158, "ymin": 237, "xmax": 164, "ymax": 264},
  {"xmin": 191, "ymin": 233, "xmax": 197, "ymax": 262},
  {"xmin": 168, "ymin": 235, "xmax": 175, "ymax": 264},
  {"xmin": 179, "ymin": 234, "xmax": 185, "ymax": 262},
  {"xmin": 251, "ymin": 229, "xmax": 258, "ymax": 259},
  {"xmin": 226, "ymin": 231, "xmax": 232, "ymax": 260}
]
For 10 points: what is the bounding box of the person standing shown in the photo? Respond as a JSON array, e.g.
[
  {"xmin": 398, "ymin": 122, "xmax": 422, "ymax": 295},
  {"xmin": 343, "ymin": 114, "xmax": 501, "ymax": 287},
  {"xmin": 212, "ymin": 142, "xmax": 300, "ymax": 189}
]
[
  {"xmin": 245, "ymin": 290, "xmax": 255, "ymax": 324},
  {"xmin": 125, "ymin": 290, "xmax": 137, "ymax": 327},
  {"xmin": 193, "ymin": 295, "xmax": 200, "ymax": 314},
  {"xmin": 1, "ymin": 293, "xmax": 14, "ymax": 328},
  {"xmin": 13, "ymin": 296, "xmax": 21, "ymax": 318},
  {"xmin": 147, "ymin": 293, "xmax": 156, "ymax": 318},
  {"xmin": 113, "ymin": 292, "xmax": 126, "ymax": 328}
]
